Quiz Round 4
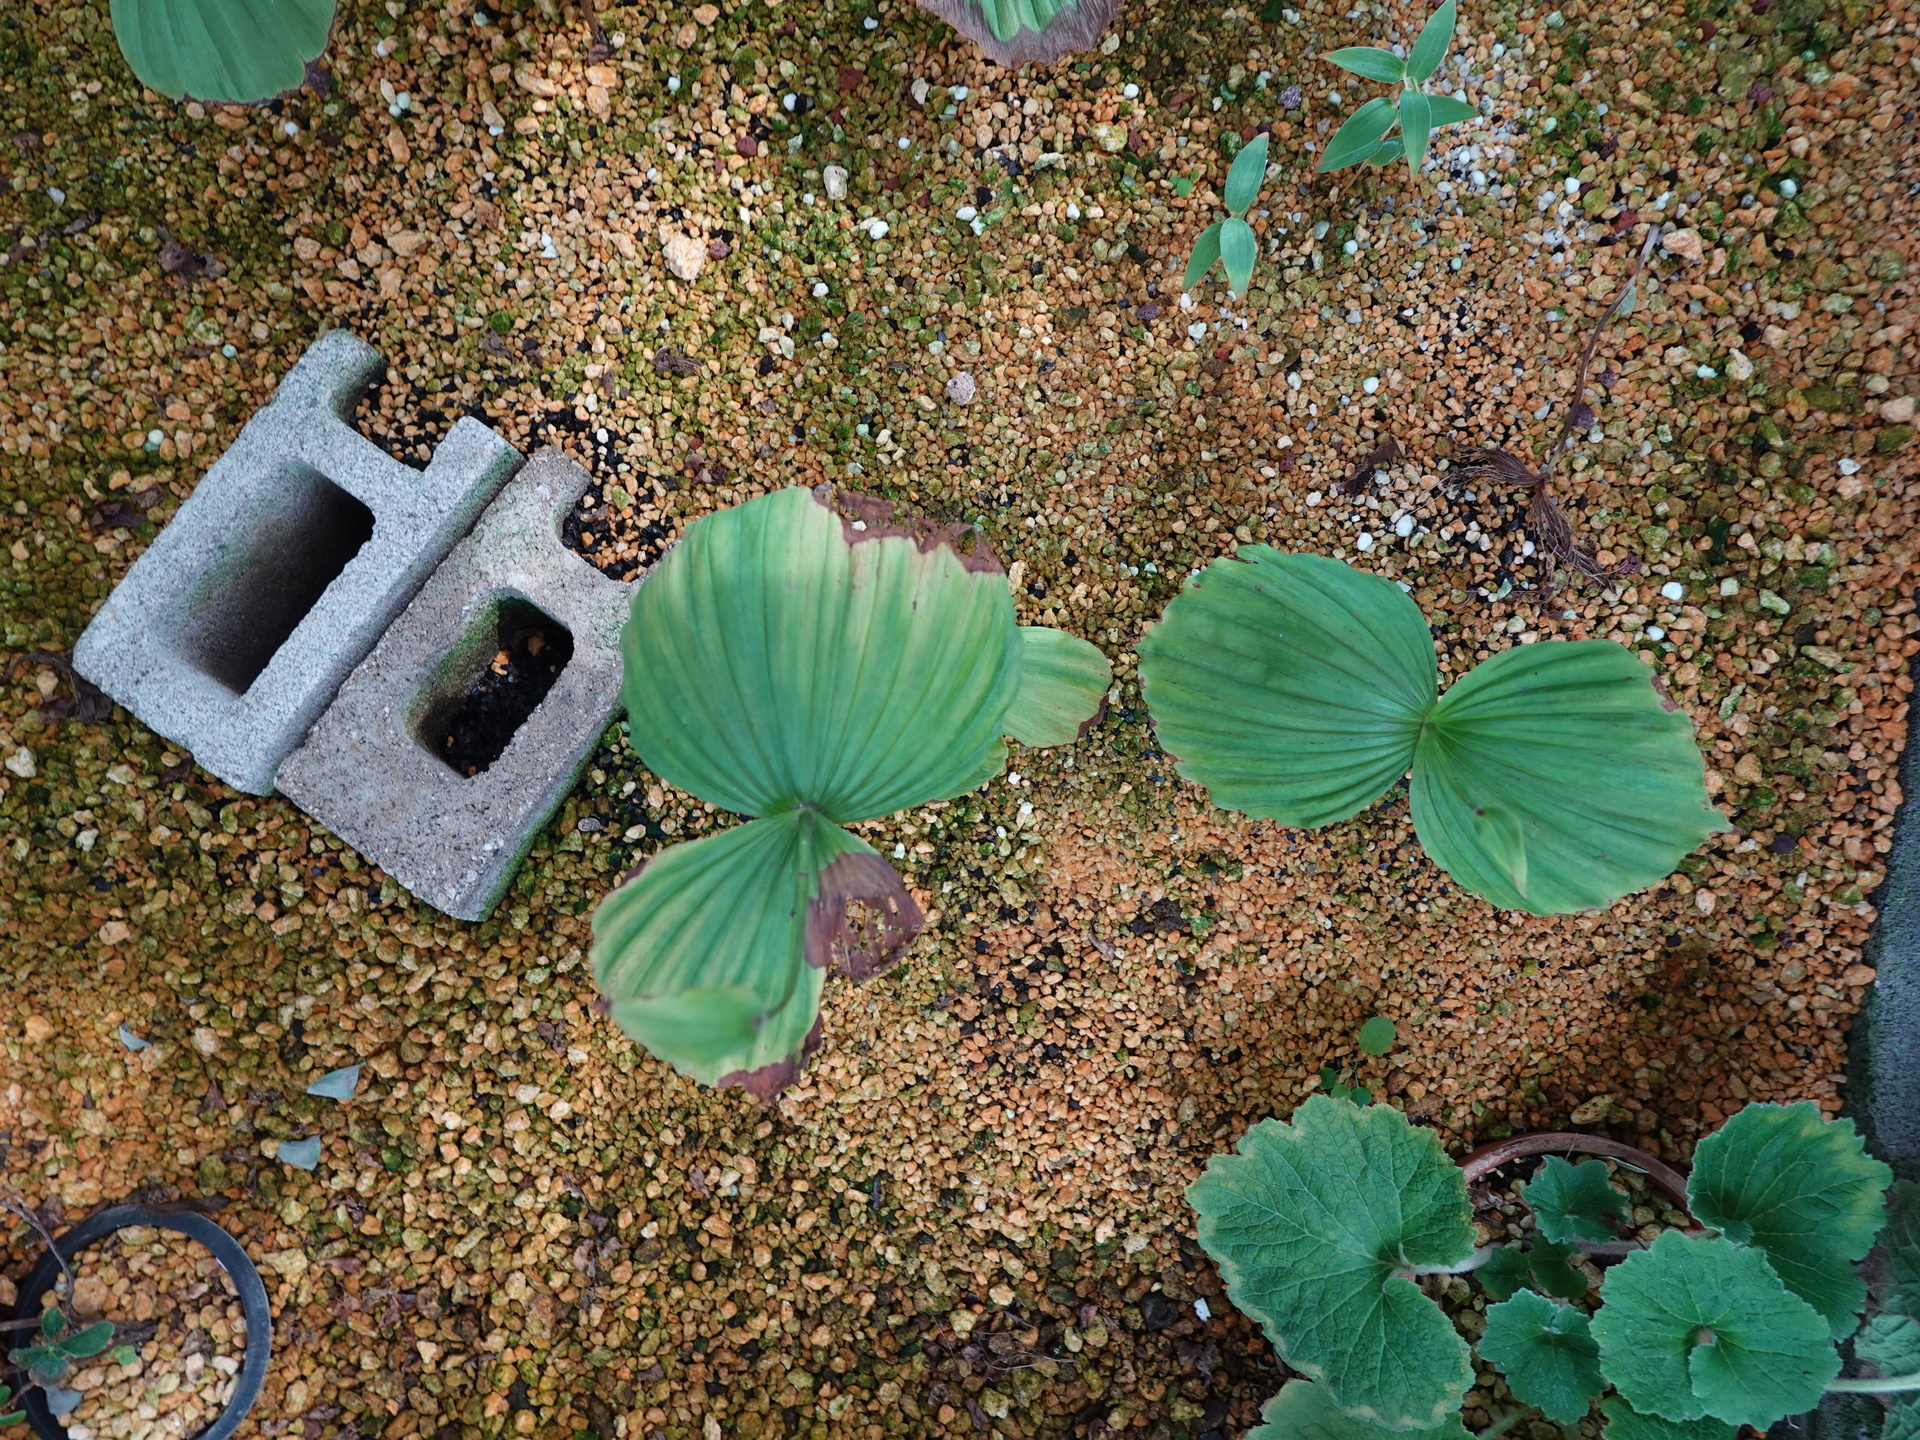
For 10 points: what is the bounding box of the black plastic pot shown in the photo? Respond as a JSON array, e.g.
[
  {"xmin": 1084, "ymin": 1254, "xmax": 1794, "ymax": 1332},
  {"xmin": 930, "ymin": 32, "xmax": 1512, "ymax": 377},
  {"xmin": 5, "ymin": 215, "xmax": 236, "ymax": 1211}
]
[{"xmin": 8, "ymin": 1203, "xmax": 272, "ymax": 1440}]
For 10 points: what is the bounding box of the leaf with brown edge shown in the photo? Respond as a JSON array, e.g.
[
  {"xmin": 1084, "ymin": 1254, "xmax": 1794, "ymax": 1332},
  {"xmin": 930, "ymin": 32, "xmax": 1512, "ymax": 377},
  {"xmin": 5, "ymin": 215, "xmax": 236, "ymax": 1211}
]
[{"xmin": 807, "ymin": 851, "xmax": 923, "ymax": 982}]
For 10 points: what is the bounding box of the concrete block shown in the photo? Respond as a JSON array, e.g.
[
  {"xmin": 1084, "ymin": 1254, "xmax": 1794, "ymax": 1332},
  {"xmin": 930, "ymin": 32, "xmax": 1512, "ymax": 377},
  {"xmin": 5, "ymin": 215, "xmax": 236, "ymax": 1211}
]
[
  {"xmin": 73, "ymin": 330, "xmax": 522, "ymax": 795},
  {"xmin": 277, "ymin": 448, "xmax": 636, "ymax": 921}
]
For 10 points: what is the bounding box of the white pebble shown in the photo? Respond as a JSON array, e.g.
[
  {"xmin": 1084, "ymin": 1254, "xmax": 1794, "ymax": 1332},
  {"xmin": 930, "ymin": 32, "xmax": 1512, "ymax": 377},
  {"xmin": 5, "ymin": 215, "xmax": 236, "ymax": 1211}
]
[
  {"xmin": 1660, "ymin": 581, "xmax": 1684, "ymax": 601},
  {"xmin": 1187, "ymin": 322, "xmax": 1208, "ymax": 341},
  {"xmin": 951, "ymin": 86, "xmax": 969, "ymax": 100},
  {"xmin": 1779, "ymin": 178, "xmax": 1799, "ymax": 198},
  {"xmin": 1564, "ymin": 176, "xmax": 1581, "ymax": 193},
  {"xmin": 1838, "ymin": 457, "xmax": 1861, "ymax": 475},
  {"xmin": 1719, "ymin": 577, "xmax": 1740, "ymax": 596},
  {"xmin": 1123, "ymin": 83, "xmax": 1140, "ymax": 98},
  {"xmin": 1343, "ymin": 239, "xmax": 1359, "ymax": 255},
  {"xmin": 1646, "ymin": 625, "xmax": 1667, "ymax": 641},
  {"xmin": 946, "ymin": 372, "xmax": 976, "ymax": 405},
  {"xmin": 957, "ymin": 205, "xmax": 978, "ymax": 221},
  {"xmin": 823, "ymin": 164, "xmax": 849, "ymax": 201},
  {"xmin": 812, "ymin": 281, "xmax": 828, "ymax": 297},
  {"xmin": 1394, "ymin": 513, "xmax": 1415, "ymax": 537},
  {"xmin": 1193, "ymin": 1298, "xmax": 1212, "ymax": 1320},
  {"xmin": 1362, "ymin": 377, "xmax": 1379, "ymax": 394},
  {"xmin": 1356, "ymin": 532, "xmax": 1375, "ymax": 551}
]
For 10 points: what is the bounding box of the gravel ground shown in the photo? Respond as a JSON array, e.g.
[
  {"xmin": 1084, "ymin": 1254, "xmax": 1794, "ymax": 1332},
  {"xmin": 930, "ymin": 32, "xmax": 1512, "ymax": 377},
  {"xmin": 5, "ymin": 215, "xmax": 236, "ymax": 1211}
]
[{"xmin": 0, "ymin": 0, "xmax": 1915, "ymax": 1434}]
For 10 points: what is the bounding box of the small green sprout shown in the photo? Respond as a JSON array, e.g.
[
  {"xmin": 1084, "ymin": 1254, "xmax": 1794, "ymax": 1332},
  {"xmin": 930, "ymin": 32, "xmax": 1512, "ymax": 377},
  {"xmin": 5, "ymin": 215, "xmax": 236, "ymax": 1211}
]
[
  {"xmin": 1318, "ymin": 1016, "xmax": 1399, "ymax": 1105},
  {"xmin": 4, "ymin": 1305, "xmax": 124, "ymax": 1423},
  {"xmin": 1320, "ymin": 0, "xmax": 1481, "ymax": 177},
  {"xmin": 1182, "ymin": 134, "xmax": 1270, "ymax": 295}
]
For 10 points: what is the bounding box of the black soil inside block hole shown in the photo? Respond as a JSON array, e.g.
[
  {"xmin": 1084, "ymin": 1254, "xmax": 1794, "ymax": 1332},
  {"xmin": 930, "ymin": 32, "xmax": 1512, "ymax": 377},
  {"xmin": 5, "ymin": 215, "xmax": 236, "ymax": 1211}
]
[{"xmin": 425, "ymin": 598, "xmax": 574, "ymax": 776}]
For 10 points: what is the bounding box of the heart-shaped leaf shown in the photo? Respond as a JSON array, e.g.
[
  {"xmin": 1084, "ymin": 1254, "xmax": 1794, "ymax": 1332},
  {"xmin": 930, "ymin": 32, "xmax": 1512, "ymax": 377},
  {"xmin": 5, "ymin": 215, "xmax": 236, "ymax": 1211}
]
[
  {"xmin": 1189, "ymin": 1096, "xmax": 1476, "ymax": 1428},
  {"xmin": 1405, "ymin": 0, "xmax": 1456, "ymax": 81},
  {"xmin": 1326, "ymin": 46, "xmax": 1406, "ymax": 83},
  {"xmin": 1003, "ymin": 627, "xmax": 1111, "ymax": 747},
  {"xmin": 110, "ymin": 0, "xmax": 335, "ymax": 102},
  {"xmin": 1249, "ymin": 1381, "xmax": 1473, "ymax": 1440},
  {"xmin": 1320, "ymin": 97, "xmax": 1400, "ymax": 171},
  {"xmin": 1220, "ymin": 217, "xmax": 1258, "ymax": 295},
  {"xmin": 1528, "ymin": 1237, "xmax": 1593, "ymax": 1300},
  {"xmin": 1591, "ymin": 1231, "xmax": 1838, "ymax": 1428},
  {"xmin": 1224, "ymin": 133, "xmax": 1270, "ymax": 217},
  {"xmin": 914, "ymin": 0, "xmax": 1122, "ymax": 66},
  {"xmin": 1479, "ymin": 1290, "xmax": 1603, "ymax": 1423},
  {"xmin": 1427, "ymin": 94, "xmax": 1480, "ymax": 126},
  {"xmin": 1525, "ymin": 1157, "xmax": 1631, "ymax": 1246},
  {"xmin": 1599, "ymin": 1397, "xmax": 1737, "ymax": 1440},
  {"xmin": 1184, "ymin": 221, "xmax": 1225, "ymax": 291},
  {"xmin": 1687, "ymin": 1102, "xmax": 1891, "ymax": 1337},
  {"xmin": 1139, "ymin": 551, "xmax": 1435, "ymax": 826},
  {"xmin": 1411, "ymin": 640, "xmax": 1730, "ymax": 914},
  {"xmin": 1398, "ymin": 88, "xmax": 1432, "ymax": 174}
]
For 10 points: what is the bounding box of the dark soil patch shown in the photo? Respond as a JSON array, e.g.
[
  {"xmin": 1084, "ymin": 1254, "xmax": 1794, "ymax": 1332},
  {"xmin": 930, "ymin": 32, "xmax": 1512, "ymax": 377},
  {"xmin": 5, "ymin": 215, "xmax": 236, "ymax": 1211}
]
[{"xmin": 428, "ymin": 598, "xmax": 573, "ymax": 776}]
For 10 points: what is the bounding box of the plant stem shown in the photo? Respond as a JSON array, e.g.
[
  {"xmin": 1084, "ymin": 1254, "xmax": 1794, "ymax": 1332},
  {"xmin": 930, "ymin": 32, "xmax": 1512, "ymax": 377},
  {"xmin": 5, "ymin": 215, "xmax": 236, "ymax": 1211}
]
[
  {"xmin": 1826, "ymin": 1373, "xmax": 1920, "ymax": 1395},
  {"xmin": 1477, "ymin": 1409, "xmax": 1529, "ymax": 1440},
  {"xmin": 1538, "ymin": 222, "xmax": 1663, "ymax": 487}
]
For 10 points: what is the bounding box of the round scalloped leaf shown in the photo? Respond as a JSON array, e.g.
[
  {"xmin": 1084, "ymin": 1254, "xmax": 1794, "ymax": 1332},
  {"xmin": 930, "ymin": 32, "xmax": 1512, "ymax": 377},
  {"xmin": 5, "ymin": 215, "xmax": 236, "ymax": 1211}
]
[
  {"xmin": 1888, "ymin": 1400, "xmax": 1920, "ymax": 1440},
  {"xmin": 111, "ymin": 0, "xmax": 335, "ymax": 101},
  {"xmin": 912, "ymin": 0, "xmax": 1121, "ymax": 66},
  {"xmin": 1003, "ymin": 627, "xmax": 1111, "ymax": 747},
  {"xmin": 1687, "ymin": 1102, "xmax": 1892, "ymax": 1338},
  {"xmin": 1477, "ymin": 1245, "xmax": 1532, "ymax": 1301},
  {"xmin": 623, "ymin": 486, "xmax": 1020, "ymax": 825},
  {"xmin": 1600, "ymin": 1397, "xmax": 1737, "ymax": 1440},
  {"xmin": 1249, "ymin": 1381, "xmax": 1473, "ymax": 1440},
  {"xmin": 1478, "ymin": 1291, "xmax": 1603, "ymax": 1423},
  {"xmin": 592, "ymin": 810, "xmax": 920, "ymax": 1097},
  {"xmin": 1412, "ymin": 641, "xmax": 1730, "ymax": 914},
  {"xmin": 1856, "ymin": 1315, "xmax": 1920, "ymax": 1378},
  {"xmin": 1525, "ymin": 1157, "xmax": 1631, "ymax": 1246},
  {"xmin": 1188, "ymin": 1095, "xmax": 1476, "ymax": 1429},
  {"xmin": 1591, "ymin": 1231, "xmax": 1838, "ymax": 1428},
  {"xmin": 1139, "ymin": 551, "xmax": 1436, "ymax": 827}
]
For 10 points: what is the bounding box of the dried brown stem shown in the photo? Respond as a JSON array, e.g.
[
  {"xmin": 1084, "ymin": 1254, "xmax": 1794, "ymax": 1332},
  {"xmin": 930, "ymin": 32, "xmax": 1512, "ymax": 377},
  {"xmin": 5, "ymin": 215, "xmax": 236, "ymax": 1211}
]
[{"xmin": 1538, "ymin": 222, "xmax": 1665, "ymax": 488}]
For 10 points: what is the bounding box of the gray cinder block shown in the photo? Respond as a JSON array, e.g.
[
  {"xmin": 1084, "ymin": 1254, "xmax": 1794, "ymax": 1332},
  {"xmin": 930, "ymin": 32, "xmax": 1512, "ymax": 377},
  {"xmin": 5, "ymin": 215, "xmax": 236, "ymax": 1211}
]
[
  {"xmin": 73, "ymin": 330, "xmax": 523, "ymax": 795},
  {"xmin": 276, "ymin": 448, "xmax": 637, "ymax": 922}
]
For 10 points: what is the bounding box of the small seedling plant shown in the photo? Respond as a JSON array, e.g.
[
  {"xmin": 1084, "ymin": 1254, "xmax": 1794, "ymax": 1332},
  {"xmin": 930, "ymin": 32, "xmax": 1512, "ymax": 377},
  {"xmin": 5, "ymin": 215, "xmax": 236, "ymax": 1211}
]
[
  {"xmin": 1138, "ymin": 551, "xmax": 1728, "ymax": 916},
  {"xmin": 2, "ymin": 1304, "xmax": 137, "ymax": 1424},
  {"xmin": 1320, "ymin": 0, "xmax": 1481, "ymax": 177},
  {"xmin": 1319, "ymin": 1017, "xmax": 1399, "ymax": 1105},
  {"xmin": 1190, "ymin": 1099, "xmax": 1920, "ymax": 1440},
  {"xmin": 1183, "ymin": 134, "xmax": 1271, "ymax": 296}
]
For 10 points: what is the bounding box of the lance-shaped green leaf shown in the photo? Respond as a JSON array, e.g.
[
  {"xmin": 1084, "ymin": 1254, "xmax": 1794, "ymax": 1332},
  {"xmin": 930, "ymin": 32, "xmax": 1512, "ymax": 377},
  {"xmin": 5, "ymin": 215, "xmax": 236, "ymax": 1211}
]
[
  {"xmin": 1220, "ymin": 218, "xmax": 1258, "ymax": 295},
  {"xmin": 1411, "ymin": 641, "xmax": 1731, "ymax": 915},
  {"xmin": 622, "ymin": 486, "xmax": 1020, "ymax": 824},
  {"xmin": 1184, "ymin": 221, "xmax": 1225, "ymax": 291},
  {"xmin": 1224, "ymin": 133, "xmax": 1271, "ymax": 217},
  {"xmin": 1406, "ymin": 0, "xmax": 1456, "ymax": 81},
  {"xmin": 1004, "ymin": 627, "xmax": 1111, "ymax": 747},
  {"xmin": 1591, "ymin": 1231, "xmax": 1839, "ymax": 1428},
  {"xmin": 1139, "ymin": 551, "xmax": 1435, "ymax": 826},
  {"xmin": 1398, "ymin": 89, "xmax": 1432, "ymax": 175},
  {"xmin": 913, "ymin": 0, "xmax": 1122, "ymax": 66},
  {"xmin": 1248, "ymin": 1381, "xmax": 1473, "ymax": 1440},
  {"xmin": 1367, "ymin": 136, "xmax": 1407, "ymax": 168},
  {"xmin": 1525, "ymin": 1157, "xmax": 1630, "ymax": 1246},
  {"xmin": 1320, "ymin": 97, "xmax": 1400, "ymax": 171},
  {"xmin": 1479, "ymin": 1291, "xmax": 1603, "ymax": 1423},
  {"xmin": 1687, "ymin": 1102, "xmax": 1891, "ymax": 1338},
  {"xmin": 1600, "ymin": 1397, "xmax": 1737, "ymax": 1440},
  {"xmin": 593, "ymin": 810, "xmax": 920, "ymax": 1095},
  {"xmin": 57, "ymin": 1322, "xmax": 117, "ymax": 1360},
  {"xmin": 1189, "ymin": 1095, "xmax": 1477, "ymax": 1429},
  {"xmin": 111, "ymin": 0, "xmax": 335, "ymax": 102},
  {"xmin": 1427, "ymin": 94, "xmax": 1481, "ymax": 126},
  {"xmin": 1326, "ymin": 46, "xmax": 1406, "ymax": 83}
]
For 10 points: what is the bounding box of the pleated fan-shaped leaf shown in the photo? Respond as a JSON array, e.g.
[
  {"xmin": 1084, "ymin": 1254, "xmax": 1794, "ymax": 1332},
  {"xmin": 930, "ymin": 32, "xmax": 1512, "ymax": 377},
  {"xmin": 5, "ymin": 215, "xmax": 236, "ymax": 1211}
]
[
  {"xmin": 111, "ymin": 0, "xmax": 335, "ymax": 102},
  {"xmin": 1003, "ymin": 626, "xmax": 1111, "ymax": 747},
  {"xmin": 912, "ymin": 0, "xmax": 1122, "ymax": 67}
]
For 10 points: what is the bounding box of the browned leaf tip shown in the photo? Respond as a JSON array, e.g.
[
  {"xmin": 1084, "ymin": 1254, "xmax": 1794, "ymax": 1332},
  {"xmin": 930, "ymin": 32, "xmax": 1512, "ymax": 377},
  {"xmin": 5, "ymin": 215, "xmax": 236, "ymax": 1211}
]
[
  {"xmin": 1648, "ymin": 672, "xmax": 1682, "ymax": 713},
  {"xmin": 911, "ymin": 0, "xmax": 1122, "ymax": 66},
  {"xmin": 805, "ymin": 851, "xmax": 923, "ymax": 982},
  {"xmin": 651, "ymin": 345, "xmax": 701, "ymax": 375},
  {"xmin": 1340, "ymin": 437, "xmax": 1402, "ymax": 496},
  {"xmin": 717, "ymin": 1016, "xmax": 824, "ymax": 1102},
  {"xmin": 812, "ymin": 485, "xmax": 1003, "ymax": 574}
]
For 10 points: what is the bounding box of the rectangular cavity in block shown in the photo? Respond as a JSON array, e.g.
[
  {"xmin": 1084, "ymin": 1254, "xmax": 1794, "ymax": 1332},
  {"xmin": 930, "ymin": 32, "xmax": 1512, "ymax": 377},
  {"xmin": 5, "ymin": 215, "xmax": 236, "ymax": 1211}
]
[
  {"xmin": 413, "ymin": 592, "xmax": 576, "ymax": 778},
  {"xmin": 165, "ymin": 462, "xmax": 377, "ymax": 695}
]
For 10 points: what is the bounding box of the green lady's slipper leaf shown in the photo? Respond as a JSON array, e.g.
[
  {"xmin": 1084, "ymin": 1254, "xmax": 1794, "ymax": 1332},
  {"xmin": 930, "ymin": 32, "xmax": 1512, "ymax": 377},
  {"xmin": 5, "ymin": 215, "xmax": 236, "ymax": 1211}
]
[
  {"xmin": 914, "ymin": 0, "xmax": 1122, "ymax": 67},
  {"xmin": 1600, "ymin": 1397, "xmax": 1737, "ymax": 1440},
  {"xmin": 1406, "ymin": 0, "xmax": 1456, "ymax": 81},
  {"xmin": 1189, "ymin": 1095, "xmax": 1476, "ymax": 1428},
  {"xmin": 1398, "ymin": 88, "xmax": 1432, "ymax": 175},
  {"xmin": 111, "ymin": 0, "xmax": 334, "ymax": 102},
  {"xmin": 1184, "ymin": 221, "xmax": 1225, "ymax": 291},
  {"xmin": 1224, "ymin": 134, "xmax": 1270, "ymax": 218},
  {"xmin": 1326, "ymin": 46, "xmax": 1407, "ymax": 83},
  {"xmin": 1220, "ymin": 217, "xmax": 1258, "ymax": 295},
  {"xmin": 1478, "ymin": 1290, "xmax": 1604, "ymax": 1423},
  {"xmin": 1525, "ymin": 1157, "xmax": 1630, "ymax": 1246},
  {"xmin": 1427, "ymin": 94, "xmax": 1481, "ymax": 126},
  {"xmin": 1248, "ymin": 1381, "xmax": 1473, "ymax": 1440},
  {"xmin": 1004, "ymin": 627, "xmax": 1111, "ymax": 748},
  {"xmin": 1591, "ymin": 1231, "xmax": 1838, "ymax": 1428},
  {"xmin": 1320, "ymin": 97, "xmax": 1400, "ymax": 171},
  {"xmin": 1687, "ymin": 1102, "xmax": 1891, "ymax": 1337}
]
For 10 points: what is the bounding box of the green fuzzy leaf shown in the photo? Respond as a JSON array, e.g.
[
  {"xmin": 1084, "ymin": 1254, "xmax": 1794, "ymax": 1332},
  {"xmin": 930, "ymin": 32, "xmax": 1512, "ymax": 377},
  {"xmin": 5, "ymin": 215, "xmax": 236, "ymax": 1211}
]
[
  {"xmin": 1184, "ymin": 221, "xmax": 1224, "ymax": 290},
  {"xmin": 1478, "ymin": 1246, "xmax": 1533, "ymax": 1301},
  {"xmin": 41, "ymin": 1310, "xmax": 62, "ymax": 1340},
  {"xmin": 1349, "ymin": 1085, "xmax": 1372, "ymax": 1107},
  {"xmin": 1003, "ymin": 627, "xmax": 1111, "ymax": 748},
  {"xmin": 1529, "ymin": 1238, "xmax": 1592, "ymax": 1301},
  {"xmin": 594, "ymin": 811, "xmax": 918, "ymax": 1093},
  {"xmin": 1591, "ymin": 1231, "xmax": 1839, "ymax": 1428},
  {"xmin": 1224, "ymin": 133, "xmax": 1270, "ymax": 217},
  {"xmin": 1325, "ymin": 46, "xmax": 1406, "ymax": 83},
  {"xmin": 1248, "ymin": 1381, "xmax": 1473, "ymax": 1440},
  {"xmin": 59, "ymin": 1321, "xmax": 116, "ymax": 1360},
  {"xmin": 1220, "ymin": 217, "xmax": 1258, "ymax": 295},
  {"xmin": 1688, "ymin": 1102, "xmax": 1892, "ymax": 1338},
  {"xmin": 1479, "ymin": 1291, "xmax": 1604, "ymax": 1423},
  {"xmin": 1358, "ymin": 1017, "xmax": 1396, "ymax": 1055},
  {"xmin": 1599, "ymin": 1397, "xmax": 1737, "ymax": 1440},
  {"xmin": 1398, "ymin": 89, "xmax": 1432, "ymax": 175},
  {"xmin": 1319, "ymin": 97, "xmax": 1400, "ymax": 172},
  {"xmin": 1189, "ymin": 1095, "xmax": 1476, "ymax": 1428},
  {"xmin": 111, "ymin": 0, "xmax": 335, "ymax": 102},
  {"xmin": 1411, "ymin": 641, "xmax": 1731, "ymax": 914},
  {"xmin": 622, "ymin": 486, "xmax": 1021, "ymax": 826},
  {"xmin": 1138, "ymin": 551, "xmax": 1435, "ymax": 827},
  {"xmin": 1427, "ymin": 94, "xmax": 1480, "ymax": 126},
  {"xmin": 106, "ymin": 1345, "xmax": 138, "ymax": 1367},
  {"xmin": 1525, "ymin": 1157, "xmax": 1631, "ymax": 1246},
  {"xmin": 1366, "ymin": 136, "xmax": 1406, "ymax": 167},
  {"xmin": 1887, "ymin": 1400, "xmax": 1920, "ymax": 1440},
  {"xmin": 1887, "ymin": 1182, "xmax": 1920, "ymax": 1314},
  {"xmin": 1406, "ymin": 0, "xmax": 1456, "ymax": 81},
  {"xmin": 1857, "ymin": 1314, "xmax": 1920, "ymax": 1377}
]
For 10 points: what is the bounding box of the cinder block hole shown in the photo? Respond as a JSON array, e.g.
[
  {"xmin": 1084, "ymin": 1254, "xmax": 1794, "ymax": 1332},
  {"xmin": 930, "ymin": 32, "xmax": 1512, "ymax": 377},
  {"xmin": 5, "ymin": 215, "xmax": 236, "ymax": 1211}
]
[
  {"xmin": 415, "ymin": 595, "xmax": 574, "ymax": 777},
  {"xmin": 170, "ymin": 464, "xmax": 375, "ymax": 694}
]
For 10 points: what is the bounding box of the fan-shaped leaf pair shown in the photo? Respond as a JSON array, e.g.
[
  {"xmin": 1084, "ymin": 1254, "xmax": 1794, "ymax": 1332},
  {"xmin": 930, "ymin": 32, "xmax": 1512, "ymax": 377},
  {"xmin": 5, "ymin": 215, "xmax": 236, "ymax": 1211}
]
[
  {"xmin": 1137, "ymin": 549, "xmax": 1729, "ymax": 915},
  {"xmin": 591, "ymin": 487, "xmax": 1109, "ymax": 1096}
]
